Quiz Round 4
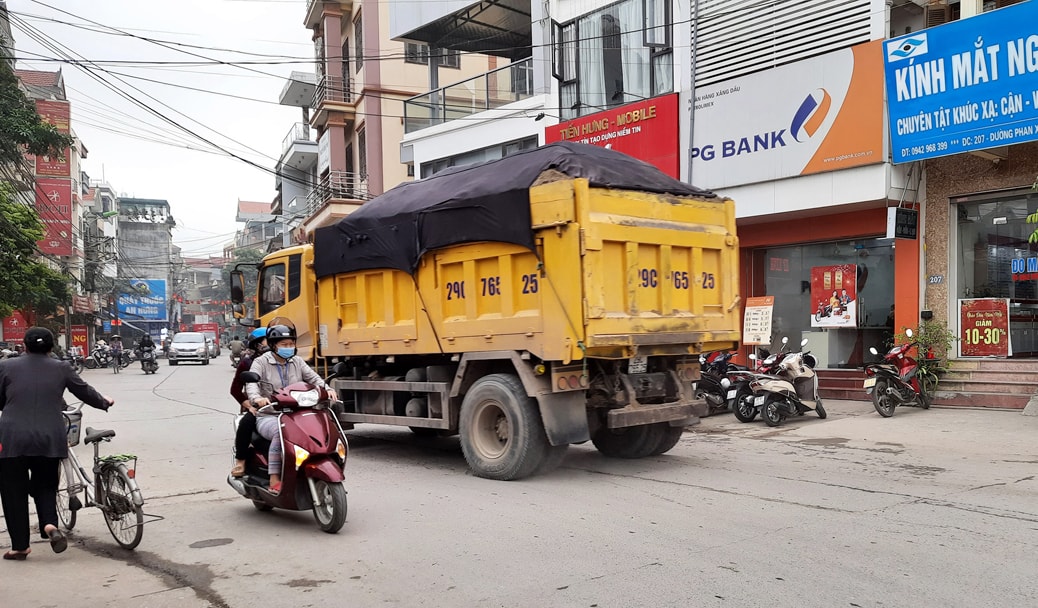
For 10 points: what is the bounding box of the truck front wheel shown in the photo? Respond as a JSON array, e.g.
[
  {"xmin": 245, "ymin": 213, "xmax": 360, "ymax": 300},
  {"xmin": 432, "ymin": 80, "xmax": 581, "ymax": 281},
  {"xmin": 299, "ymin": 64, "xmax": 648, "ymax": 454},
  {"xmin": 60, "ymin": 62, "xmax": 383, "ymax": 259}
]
[{"xmin": 459, "ymin": 374, "xmax": 552, "ymax": 481}]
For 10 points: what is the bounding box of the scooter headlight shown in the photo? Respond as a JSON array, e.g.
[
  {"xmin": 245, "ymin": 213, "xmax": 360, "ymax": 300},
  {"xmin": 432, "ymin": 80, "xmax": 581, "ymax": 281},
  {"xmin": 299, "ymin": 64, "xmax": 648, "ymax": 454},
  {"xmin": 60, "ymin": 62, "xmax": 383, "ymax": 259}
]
[
  {"xmin": 290, "ymin": 389, "xmax": 321, "ymax": 407},
  {"xmin": 336, "ymin": 438, "xmax": 348, "ymax": 461},
  {"xmin": 293, "ymin": 445, "xmax": 310, "ymax": 470}
]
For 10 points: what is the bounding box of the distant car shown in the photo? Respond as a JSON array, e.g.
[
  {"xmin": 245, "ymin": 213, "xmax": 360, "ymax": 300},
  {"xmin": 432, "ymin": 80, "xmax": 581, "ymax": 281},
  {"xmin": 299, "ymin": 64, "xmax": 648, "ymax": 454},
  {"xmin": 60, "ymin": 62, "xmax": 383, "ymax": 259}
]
[
  {"xmin": 168, "ymin": 332, "xmax": 209, "ymax": 365},
  {"xmin": 206, "ymin": 337, "xmax": 219, "ymax": 359}
]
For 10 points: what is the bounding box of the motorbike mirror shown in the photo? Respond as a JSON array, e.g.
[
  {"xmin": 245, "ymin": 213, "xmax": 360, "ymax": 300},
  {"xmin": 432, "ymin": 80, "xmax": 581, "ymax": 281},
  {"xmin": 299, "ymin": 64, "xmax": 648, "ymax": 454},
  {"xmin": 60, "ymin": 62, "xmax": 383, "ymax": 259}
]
[
  {"xmin": 800, "ymin": 338, "xmax": 809, "ymax": 347},
  {"xmin": 869, "ymin": 347, "xmax": 879, "ymax": 355},
  {"xmin": 781, "ymin": 337, "xmax": 789, "ymax": 344},
  {"xmin": 330, "ymin": 361, "xmax": 349, "ymax": 379},
  {"xmin": 906, "ymin": 328, "xmax": 914, "ymax": 338},
  {"xmin": 748, "ymin": 354, "xmax": 758, "ymax": 360},
  {"xmin": 240, "ymin": 371, "xmax": 261, "ymax": 383}
]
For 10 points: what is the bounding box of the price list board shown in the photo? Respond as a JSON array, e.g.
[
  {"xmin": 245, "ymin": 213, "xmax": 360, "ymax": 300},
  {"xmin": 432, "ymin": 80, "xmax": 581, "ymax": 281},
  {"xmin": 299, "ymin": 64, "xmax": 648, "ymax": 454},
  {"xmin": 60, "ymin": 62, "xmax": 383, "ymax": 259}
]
[{"xmin": 743, "ymin": 296, "xmax": 775, "ymax": 346}]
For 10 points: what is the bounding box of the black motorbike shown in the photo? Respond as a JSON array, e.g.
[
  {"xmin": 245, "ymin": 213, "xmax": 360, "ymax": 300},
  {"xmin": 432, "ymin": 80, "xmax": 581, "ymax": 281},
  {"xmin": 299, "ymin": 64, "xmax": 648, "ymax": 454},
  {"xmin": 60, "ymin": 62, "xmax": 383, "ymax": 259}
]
[
  {"xmin": 696, "ymin": 350, "xmax": 743, "ymax": 415},
  {"xmin": 83, "ymin": 345, "xmax": 112, "ymax": 369},
  {"xmin": 138, "ymin": 346, "xmax": 159, "ymax": 374}
]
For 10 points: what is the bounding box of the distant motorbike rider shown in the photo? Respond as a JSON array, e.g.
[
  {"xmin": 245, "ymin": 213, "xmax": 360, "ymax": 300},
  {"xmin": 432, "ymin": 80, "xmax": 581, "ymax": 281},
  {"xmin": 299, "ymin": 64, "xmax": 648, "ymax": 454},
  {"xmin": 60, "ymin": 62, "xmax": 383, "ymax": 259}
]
[
  {"xmin": 136, "ymin": 334, "xmax": 156, "ymax": 370},
  {"xmin": 229, "ymin": 328, "xmax": 269, "ymax": 478}
]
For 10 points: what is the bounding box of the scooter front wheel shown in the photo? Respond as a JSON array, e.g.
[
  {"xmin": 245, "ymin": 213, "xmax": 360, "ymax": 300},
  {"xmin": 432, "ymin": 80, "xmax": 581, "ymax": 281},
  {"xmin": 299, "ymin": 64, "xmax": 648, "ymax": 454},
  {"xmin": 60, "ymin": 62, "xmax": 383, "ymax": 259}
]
[
  {"xmin": 311, "ymin": 480, "xmax": 348, "ymax": 534},
  {"xmin": 814, "ymin": 399, "xmax": 827, "ymax": 419},
  {"xmin": 761, "ymin": 394, "xmax": 784, "ymax": 427},
  {"xmin": 732, "ymin": 386, "xmax": 757, "ymax": 423}
]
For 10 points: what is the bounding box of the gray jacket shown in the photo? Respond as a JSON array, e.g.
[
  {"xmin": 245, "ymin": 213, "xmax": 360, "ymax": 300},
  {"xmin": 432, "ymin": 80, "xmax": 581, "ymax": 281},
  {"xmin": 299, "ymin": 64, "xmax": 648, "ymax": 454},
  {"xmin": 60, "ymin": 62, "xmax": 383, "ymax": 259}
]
[
  {"xmin": 0, "ymin": 354, "xmax": 109, "ymax": 459},
  {"xmin": 244, "ymin": 352, "xmax": 327, "ymax": 417}
]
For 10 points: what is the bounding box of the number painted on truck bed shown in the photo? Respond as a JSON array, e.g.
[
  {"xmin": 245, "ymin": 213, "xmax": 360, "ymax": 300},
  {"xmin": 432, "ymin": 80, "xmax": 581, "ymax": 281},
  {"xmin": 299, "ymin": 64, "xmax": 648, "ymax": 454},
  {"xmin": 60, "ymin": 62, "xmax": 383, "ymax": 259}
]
[
  {"xmin": 672, "ymin": 271, "xmax": 689, "ymax": 289},
  {"xmin": 701, "ymin": 272, "xmax": 715, "ymax": 289},
  {"xmin": 447, "ymin": 281, "xmax": 466, "ymax": 300},
  {"xmin": 481, "ymin": 276, "xmax": 501, "ymax": 296},
  {"xmin": 639, "ymin": 268, "xmax": 658, "ymax": 288},
  {"xmin": 521, "ymin": 273, "xmax": 539, "ymax": 294}
]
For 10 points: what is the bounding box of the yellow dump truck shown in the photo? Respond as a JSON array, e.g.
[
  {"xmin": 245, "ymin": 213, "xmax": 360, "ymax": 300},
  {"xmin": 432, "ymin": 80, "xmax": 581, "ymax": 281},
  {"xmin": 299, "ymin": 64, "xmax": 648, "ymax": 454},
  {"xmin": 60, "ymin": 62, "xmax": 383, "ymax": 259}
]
[{"xmin": 231, "ymin": 142, "xmax": 740, "ymax": 480}]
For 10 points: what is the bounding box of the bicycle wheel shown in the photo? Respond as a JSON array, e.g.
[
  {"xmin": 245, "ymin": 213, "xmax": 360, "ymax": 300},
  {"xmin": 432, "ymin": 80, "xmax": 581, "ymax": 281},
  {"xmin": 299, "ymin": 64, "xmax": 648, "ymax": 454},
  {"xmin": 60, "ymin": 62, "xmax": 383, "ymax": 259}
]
[
  {"xmin": 919, "ymin": 371, "xmax": 938, "ymax": 409},
  {"xmin": 100, "ymin": 464, "xmax": 144, "ymax": 549},
  {"xmin": 56, "ymin": 459, "xmax": 78, "ymax": 531}
]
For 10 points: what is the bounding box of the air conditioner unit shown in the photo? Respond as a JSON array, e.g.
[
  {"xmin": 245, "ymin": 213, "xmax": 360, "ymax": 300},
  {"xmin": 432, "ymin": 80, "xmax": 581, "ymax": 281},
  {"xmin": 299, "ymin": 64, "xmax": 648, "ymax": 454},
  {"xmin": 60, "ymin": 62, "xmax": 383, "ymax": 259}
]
[{"xmin": 926, "ymin": 1, "xmax": 950, "ymax": 27}]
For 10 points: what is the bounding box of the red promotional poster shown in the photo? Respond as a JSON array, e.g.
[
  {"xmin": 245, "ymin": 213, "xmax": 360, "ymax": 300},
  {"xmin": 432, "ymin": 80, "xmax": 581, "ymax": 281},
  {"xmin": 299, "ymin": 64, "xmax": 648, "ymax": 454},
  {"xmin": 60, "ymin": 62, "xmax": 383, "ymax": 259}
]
[
  {"xmin": 34, "ymin": 100, "xmax": 71, "ymax": 177},
  {"xmin": 959, "ymin": 298, "xmax": 1010, "ymax": 357},
  {"xmin": 544, "ymin": 93, "xmax": 680, "ymax": 178},
  {"xmin": 71, "ymin": 325, "xmax": 89, "ymax": 352},
  {"xmin": 810, "ymin": 265, "xmax": 858, "ymax": 328},
  {"xmin": 35, "ymin": 178, "xmax": 73, "ymax": 256},
  {"xmin": 2, "ymin": 311, "xmax": 29, "ymax": 343}
]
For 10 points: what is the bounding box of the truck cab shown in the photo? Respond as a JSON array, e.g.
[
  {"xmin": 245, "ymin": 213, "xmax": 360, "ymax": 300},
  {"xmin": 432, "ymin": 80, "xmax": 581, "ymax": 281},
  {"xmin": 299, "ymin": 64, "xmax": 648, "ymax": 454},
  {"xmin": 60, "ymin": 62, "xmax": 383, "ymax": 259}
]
[{"xmin": 247, "ymin": 245, "xmax": 317, "ymax": 360}]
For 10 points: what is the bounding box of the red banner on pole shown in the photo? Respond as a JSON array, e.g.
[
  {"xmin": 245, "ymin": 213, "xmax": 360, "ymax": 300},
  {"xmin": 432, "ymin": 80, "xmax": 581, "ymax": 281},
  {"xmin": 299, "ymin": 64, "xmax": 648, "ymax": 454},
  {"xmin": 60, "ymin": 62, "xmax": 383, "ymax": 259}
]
[
  {"xmin": 2, "ymin": 311, "xmax": 29, "ymax": 343},
  {"xmin": 959, "ymin": 298, "xmax": 1010, "ymax": 357},
  {"xmin": 35, "ymin": 178, "xmax": 73, "ymax": 256},
  {"xmin": 71, "ymin": 325, "xmax": 88, "ymax": 352},
  {"xmin": 34, "ymin": 100, "xmax": 71, "ymax": 177}
]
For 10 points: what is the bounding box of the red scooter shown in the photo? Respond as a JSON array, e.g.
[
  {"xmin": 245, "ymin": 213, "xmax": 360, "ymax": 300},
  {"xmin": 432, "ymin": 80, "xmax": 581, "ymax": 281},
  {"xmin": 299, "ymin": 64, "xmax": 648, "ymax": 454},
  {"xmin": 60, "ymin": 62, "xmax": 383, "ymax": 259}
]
[
  {"xmin": 863, "ymin": 328, "xmax": 937, "ymax": 417},
  {"xmin": 228, "ymin": 367, "xmax": 349, "ymax": 533}
]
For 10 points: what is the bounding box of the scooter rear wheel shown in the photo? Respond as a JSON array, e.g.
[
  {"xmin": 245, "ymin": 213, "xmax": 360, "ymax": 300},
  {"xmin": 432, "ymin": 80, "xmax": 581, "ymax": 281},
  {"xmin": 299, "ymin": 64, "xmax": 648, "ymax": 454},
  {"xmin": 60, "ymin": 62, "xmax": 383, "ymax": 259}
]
[
  {"xmin": 872, "ymin": 379, "xmax": 895, "ymax": 417},
  {"xmin": 761, "ymin": 394, "xmax": 784, "ymax": 427}
]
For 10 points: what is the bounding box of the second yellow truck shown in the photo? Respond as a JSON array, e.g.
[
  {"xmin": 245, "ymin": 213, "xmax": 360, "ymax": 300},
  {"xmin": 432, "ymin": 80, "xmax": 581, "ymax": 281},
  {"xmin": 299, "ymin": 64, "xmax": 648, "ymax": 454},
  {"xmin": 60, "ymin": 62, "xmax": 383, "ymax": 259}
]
[{"xmin": 231, "ymin": 142, "xmax": 740, "ymax": 480}]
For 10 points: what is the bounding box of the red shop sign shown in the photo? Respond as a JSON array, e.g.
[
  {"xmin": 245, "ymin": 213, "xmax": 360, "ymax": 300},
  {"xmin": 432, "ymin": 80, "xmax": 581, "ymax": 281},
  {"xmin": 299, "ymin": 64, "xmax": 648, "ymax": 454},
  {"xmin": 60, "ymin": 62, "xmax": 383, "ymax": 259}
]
[
  {"xmin": 544, "ymin": 93, "xmax": 680, "ymax": 178},
  {"xmin": 959, "ymin": 298, "xmax": 1010, "ymax": 357},
  {"xmin": 2, "ymin": 311, "xmax": 29, "ymax": 342}
]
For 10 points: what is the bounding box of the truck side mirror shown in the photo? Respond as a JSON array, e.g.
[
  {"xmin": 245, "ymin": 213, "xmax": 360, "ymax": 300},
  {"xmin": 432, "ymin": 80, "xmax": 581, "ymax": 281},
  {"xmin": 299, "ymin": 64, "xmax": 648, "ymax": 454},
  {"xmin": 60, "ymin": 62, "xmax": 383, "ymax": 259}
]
[
  {"xmin": 230, "ymin": 270, "xmax": 245, "ymax": 304},
  {"xmin": 232, "ymin": 303, "xmax": 246, "ymax": 319}
]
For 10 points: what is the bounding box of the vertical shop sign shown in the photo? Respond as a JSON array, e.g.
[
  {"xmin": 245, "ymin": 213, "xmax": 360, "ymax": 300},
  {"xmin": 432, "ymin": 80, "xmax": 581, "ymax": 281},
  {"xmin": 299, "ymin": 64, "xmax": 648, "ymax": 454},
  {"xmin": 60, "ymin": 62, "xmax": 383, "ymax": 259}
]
[
  {"xmin": 70, "ymin": 325, "xmax": 88, "ymax": 352},
  {"xmin": 35, "ymin": 178, "xmax": 73, "ymax": 256},
  {"xmin": 959, "ymin": 298, "xmax": 1010, "ymax": 357},
  {"xmin": 810, "ymin": 265, "xmax": 858, "ymax": 328},
  {"xmin": 743, "ymin": 296, "xmax": 775, "ymax": 345},
  {"xmin": 34, "ymin": 100, "xmax": 72, "ymax": 177}
]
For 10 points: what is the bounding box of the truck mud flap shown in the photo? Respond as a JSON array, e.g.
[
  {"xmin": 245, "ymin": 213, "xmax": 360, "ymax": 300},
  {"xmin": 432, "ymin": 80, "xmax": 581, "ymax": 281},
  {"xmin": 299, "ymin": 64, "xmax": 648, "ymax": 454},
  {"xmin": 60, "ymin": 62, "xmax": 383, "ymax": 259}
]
[{"xmin": 536, "ymin": 390, "xmax": 590, "ymax": 446}]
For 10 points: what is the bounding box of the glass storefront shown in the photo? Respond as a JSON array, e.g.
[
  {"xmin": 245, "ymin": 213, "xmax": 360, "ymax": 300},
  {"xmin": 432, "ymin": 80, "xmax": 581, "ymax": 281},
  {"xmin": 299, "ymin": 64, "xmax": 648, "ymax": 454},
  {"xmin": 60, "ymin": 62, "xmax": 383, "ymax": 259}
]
[
  {"xmin": 751, "ymin": 237, "xmax": 896, "ymax": 368},
  {"xmin": 954, "ymin": 189, "xmax": 1038, "ymax": 356}
]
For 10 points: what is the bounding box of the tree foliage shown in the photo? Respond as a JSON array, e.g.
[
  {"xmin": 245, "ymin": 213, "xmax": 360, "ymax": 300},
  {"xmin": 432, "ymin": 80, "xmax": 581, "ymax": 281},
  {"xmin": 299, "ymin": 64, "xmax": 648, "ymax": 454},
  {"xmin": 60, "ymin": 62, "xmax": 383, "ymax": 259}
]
[
  {"xmin": 0, "ymin": 39, "xmax": 74, "ymax": 166},
  {"xmin": 0, "ymin": 183, "xmax": 70, "ymax": 319}
]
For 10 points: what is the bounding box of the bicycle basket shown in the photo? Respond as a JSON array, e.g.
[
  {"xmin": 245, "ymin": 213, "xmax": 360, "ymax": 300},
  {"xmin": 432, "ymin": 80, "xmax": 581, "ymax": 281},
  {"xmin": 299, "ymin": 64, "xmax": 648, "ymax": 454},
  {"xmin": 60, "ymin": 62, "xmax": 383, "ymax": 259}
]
[{"xmin": 64, "ymin": 410, "xmax": 83, "ymax": 447}]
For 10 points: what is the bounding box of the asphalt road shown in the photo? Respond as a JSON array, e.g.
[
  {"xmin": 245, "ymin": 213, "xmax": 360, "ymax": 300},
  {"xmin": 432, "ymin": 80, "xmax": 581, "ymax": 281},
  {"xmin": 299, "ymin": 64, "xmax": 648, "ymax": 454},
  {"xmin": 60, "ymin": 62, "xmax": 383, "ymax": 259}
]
[{"xmin": 2, "ymin": 358, "xmax": 1037, "ymax": 607}]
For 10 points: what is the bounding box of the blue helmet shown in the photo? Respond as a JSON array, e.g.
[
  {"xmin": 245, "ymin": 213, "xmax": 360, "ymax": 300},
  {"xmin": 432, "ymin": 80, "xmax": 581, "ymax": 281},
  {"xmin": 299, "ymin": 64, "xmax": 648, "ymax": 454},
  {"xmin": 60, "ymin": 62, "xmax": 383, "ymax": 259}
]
[{"xmin": 248, "ymin": 327, "xmax": 267, "ymax": 349}]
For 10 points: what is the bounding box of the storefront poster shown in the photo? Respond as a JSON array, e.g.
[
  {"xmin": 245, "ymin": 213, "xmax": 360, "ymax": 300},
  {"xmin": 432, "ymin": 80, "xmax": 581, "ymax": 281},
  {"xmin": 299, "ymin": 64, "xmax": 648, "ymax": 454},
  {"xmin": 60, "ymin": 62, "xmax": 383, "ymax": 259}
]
[
  {"xmin": 883, "ymin": 2, "xmax": 1038, "ymax": 163},
  {"xmin": 690, "ymin": 40, "xmax": 884, "ymax": 189},
  {"xmin": 544, "ymin": 93, "xmax": 680, "ymax": 178},
  {"xmin": 34, "ymin": 178, "xmax": 73, "ymax": 256},
  {"xmin": 810, "ymin": 265, "xmax": 857, "ymax": 328},
  {"xmin": 959, "ymin": 298, "xmax": 1010, "ymax": 357},
  {"xmin": 70, "ymin": 325, "xmax": 88, "ymax": 352},
  {"xmin": 117, "ymin": 279, "xmax": 167, "ymax": 321},
  {"xmin": 742, "ymin": 296, "xmax": 775, "ymax": 345},
  {"xmin": 2, "ymin": 311, "xmax": 29, "ymax": 342}
]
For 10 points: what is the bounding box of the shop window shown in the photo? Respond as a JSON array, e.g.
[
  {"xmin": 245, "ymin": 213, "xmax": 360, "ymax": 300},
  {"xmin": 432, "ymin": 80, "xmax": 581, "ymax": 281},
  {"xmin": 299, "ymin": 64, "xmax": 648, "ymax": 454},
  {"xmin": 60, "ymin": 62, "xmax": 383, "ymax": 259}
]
[{"xmin": 552, "ymin": 0, "xmax": 673, "ymax": 120}]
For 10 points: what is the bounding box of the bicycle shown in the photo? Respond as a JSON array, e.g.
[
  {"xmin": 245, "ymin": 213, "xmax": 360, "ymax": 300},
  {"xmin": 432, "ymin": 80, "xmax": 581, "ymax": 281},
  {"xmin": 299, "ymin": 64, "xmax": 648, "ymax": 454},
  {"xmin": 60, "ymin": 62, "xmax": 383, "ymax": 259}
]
[{"xmin": 56, "ymin": 402, "xmax": 158, "ymax": 549}]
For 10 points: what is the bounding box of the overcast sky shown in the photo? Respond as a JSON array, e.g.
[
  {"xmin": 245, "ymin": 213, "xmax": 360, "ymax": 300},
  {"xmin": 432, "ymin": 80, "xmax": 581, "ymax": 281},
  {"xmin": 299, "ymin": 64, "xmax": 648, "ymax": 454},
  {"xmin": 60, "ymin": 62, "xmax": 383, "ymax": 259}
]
[{"xmin": 7, "ymin": 0, "xmax": 313, "ymax": 258}]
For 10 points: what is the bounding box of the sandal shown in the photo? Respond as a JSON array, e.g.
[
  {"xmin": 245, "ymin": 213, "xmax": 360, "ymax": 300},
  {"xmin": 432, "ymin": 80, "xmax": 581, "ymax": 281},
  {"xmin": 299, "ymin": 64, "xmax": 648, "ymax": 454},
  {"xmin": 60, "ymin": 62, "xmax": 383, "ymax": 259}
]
[
  {"xmin": 231, "ymin": 462, "xmax": 245, "ymax": 478},
  {"xmin": 268, "ymin": 482, "xmax": 281, "ymax": 495},
  {"xmin": 3, "ymin": 549, "xmax": 30, "ymax": 560},
  {"xmin": 47, "ymin": 528, "xmax": 67, "ymax": 554}
]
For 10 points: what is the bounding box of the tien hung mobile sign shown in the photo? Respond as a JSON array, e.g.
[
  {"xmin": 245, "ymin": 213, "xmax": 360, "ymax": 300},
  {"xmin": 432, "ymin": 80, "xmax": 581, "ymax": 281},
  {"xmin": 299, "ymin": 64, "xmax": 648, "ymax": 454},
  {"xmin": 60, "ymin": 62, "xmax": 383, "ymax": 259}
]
[
  {"xmin": 883, "ymin": 2, "xmax": 1038, "ymax": 163},
  {"xmin": 959, "ymin": 298, "xmax": 1010, "ymax": 357}
]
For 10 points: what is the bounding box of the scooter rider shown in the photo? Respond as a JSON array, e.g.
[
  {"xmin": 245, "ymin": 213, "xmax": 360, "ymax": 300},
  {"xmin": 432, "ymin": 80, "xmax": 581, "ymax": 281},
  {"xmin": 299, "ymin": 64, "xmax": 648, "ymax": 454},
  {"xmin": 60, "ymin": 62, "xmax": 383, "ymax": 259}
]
[
  {"xmin": 243, "ymin": 324, "xmax": 333, "ymax": 494},
  {"xmin": 137, "ymin": 334, "xmax": 156, "ymax": 370},
  {"xmin": 229, "ymin": 328, "xmax": 268, "ymax": 478}
]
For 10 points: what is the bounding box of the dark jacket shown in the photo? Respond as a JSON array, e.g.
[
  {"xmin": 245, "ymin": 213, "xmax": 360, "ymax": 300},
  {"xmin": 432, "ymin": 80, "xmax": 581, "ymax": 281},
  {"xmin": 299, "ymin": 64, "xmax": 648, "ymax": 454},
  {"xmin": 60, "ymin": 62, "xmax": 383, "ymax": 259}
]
[
  {"xmin": 0, "ymin": 353, "xmax": 109, "ymax": 459},
  {"xmin": 230, "ymin": 353, "xmax": 256, "ymax": 412}
]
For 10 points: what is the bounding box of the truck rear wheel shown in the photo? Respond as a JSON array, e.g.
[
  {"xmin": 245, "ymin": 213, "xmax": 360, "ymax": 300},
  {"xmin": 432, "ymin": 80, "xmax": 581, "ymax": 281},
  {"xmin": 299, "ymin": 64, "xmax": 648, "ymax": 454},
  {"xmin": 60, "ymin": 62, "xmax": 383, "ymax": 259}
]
[
  {"xmin": 591, "ymin": 422, "xmax": 663, "ymax": 459},
  {"xmin": 459, "ymin": 374, "xmax": 551, "ymax": 481},
  {"xmin": 648, "ymin": 424, "xmax": 685, "ymax": 456}
]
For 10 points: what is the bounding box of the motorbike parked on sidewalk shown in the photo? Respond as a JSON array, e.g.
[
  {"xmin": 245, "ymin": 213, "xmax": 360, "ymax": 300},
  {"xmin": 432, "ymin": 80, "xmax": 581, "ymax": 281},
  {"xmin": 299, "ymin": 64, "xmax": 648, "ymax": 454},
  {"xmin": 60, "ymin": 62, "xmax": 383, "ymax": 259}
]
[
  {"xmin": 864, "ymin": 328, "xmax": 937, "ymax": 417},
  {"xmin": 227, "ymin": 366, "xmax": 349, "ymax": 534},
  {"xmin": 730, "ymin": 338, "xmax": 795, "ymax": 423},
  {"xmin": 138, "ymin": 346, "xmax": 159, "ymax": 374},
  {"xmin": 747, "ymin": 339, "xmax": 827, "ymax": 426},
  {"xmin": 84, "ymin": 344, "xmax": 112, "ymax": 369},
  {"xmin": 696, "ymin": 350, "xmax": 742, "ymax": 415}
]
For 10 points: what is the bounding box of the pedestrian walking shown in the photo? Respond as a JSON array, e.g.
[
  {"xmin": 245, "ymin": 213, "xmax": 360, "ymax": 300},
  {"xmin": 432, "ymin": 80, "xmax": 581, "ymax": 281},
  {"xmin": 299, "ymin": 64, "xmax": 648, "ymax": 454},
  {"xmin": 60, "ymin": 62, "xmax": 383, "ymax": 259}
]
[{"xmin": 0, "ymin": 327, "xmax": 114, "ymax": 560}]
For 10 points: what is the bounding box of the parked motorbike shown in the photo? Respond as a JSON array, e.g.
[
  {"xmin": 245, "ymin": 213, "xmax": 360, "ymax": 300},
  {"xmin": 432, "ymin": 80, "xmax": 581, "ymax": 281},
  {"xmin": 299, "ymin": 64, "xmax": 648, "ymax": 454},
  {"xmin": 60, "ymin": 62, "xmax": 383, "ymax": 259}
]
[
  {"xmin": 62, "ymin": 351, "xmax": 85, "ymax": 373},
  {"xmin": 83, "ymin": 345, "xmax": 112, "ymax": 369},
  {"xmin": 227, "ymin": 365, "xmax": 349, "ymax": 534},
  {"xmin": 139, "ymin": 346, "xmax": 159, "ymax": 374},
  {"xmin": 730, "ymin": 338, "xmax": 795, "ymax": 423},
  {"xmin": 864, "ymin": 328, "xmax": 936, "ymax": 417},
  {"xmin": 747, "ymin": 339, "xmax": 826, "ymax": 426},
  {"xmin": 696, "ymin": 350, "xmax": 741, "ymax": 415}
]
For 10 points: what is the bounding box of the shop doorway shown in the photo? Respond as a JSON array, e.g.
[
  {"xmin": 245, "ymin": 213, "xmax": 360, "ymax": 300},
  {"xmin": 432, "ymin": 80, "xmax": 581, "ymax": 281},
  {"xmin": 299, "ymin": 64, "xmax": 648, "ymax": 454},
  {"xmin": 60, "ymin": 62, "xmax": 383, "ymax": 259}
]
[
  {"xmin": 955, "ymin": 190, "xmax": 1038, "ymax": 356},
  {"xmin": 751, "ymin": 237, "xmax": 896, "ymax": 368}
]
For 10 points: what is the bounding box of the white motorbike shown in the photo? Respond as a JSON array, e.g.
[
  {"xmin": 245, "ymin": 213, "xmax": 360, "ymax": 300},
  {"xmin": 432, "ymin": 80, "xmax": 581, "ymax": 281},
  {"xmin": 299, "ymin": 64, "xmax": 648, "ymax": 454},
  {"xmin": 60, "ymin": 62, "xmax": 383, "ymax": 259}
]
[{"xmin": 747, "ymin": 339, "xmax": 827, "ymax": 426}]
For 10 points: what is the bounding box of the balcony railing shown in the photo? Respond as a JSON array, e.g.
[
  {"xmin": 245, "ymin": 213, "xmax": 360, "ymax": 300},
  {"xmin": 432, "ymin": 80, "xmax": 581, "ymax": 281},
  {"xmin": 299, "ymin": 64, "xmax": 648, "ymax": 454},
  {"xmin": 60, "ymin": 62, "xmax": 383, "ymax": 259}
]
[
  {"xmin": 305, "ymin": 171, "xmax": 368, "ymax": 214},
  {"xmin": 404, "ymin": 58, "xmax": 534, "ymax": 133},
  {"xmin": 281, "ymin": 122, "xmax": 313, "ymax": 157},
  {"xmin": 313, "ymin": 74, "xmax": 354, "ymax": 110}
]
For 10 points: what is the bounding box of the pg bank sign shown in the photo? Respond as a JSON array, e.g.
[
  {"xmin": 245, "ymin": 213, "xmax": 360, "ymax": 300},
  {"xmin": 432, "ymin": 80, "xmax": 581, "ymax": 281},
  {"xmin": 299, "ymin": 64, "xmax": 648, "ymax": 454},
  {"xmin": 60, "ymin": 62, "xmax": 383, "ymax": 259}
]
[{"xmin": 690, "ymin": 40, "xmax": 884, "ymax": 189}]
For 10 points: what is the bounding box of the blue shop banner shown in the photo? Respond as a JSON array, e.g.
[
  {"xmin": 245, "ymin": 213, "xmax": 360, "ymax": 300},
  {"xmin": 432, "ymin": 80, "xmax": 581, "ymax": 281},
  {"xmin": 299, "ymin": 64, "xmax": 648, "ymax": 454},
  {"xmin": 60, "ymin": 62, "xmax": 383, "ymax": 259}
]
[
  {"xmin": 884, "ymin": 2, "xmax": 1038, "ymax": 163},
  {"xmin": 117, "ymin": 279, "xmax": 167, "ymax": 321}
]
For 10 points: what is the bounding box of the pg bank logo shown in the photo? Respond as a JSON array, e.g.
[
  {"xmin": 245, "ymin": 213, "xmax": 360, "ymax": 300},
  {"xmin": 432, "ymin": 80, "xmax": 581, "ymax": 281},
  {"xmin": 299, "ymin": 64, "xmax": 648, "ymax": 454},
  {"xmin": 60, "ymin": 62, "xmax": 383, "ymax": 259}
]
[{"xmin": 790, "ymin": 88, "xmax": 831, "ymax": 143}]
